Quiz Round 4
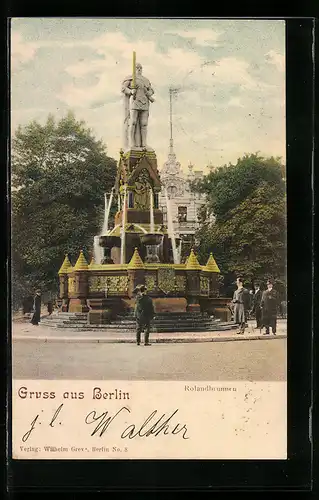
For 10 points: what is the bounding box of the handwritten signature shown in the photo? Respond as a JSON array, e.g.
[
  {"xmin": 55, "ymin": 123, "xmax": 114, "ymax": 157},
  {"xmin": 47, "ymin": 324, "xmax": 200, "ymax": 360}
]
[
  {"xmin": 85, "ymin": 407, "xmax": 189, "ymax": 439},
  {"xmin": 22, "ymin": 405, "xmax": 190, "ymax": 442}
]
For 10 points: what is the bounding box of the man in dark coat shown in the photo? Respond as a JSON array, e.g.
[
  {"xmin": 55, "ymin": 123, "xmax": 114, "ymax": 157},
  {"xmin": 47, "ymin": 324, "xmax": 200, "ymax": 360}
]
[
  {"xmin": 134, "ymin": 285, "xmax": 155, "ymax": 346},
  {"xmin": 251, "ymin": 282, "xmax": 262, "ymax": 329},
  {"xmin": 232, "ymin": 277, "xmax": 251, "ymax": 334},
  {"xmin": 31, "ymin": 289, "xmax": 41, "ymax": 325},
  {"xmin": 261, "ymin": 280, "xmax": 278, "ymax": 335}
]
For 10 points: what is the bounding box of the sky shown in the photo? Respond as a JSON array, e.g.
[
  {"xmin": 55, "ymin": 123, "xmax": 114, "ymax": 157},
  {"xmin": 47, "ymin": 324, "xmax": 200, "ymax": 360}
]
[{"xmin": 11, "ymin": 18, "xmax": 285, "ymax": 173}]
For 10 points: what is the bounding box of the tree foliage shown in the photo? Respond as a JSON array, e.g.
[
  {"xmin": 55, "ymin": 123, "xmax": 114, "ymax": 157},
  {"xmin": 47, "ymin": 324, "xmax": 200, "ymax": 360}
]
[
  {"xmin": 193, "ymin": 154, "xmax": 286, "ymax": 295},
  {"xmin": 12, "ymin": 112, "xmax": 117, "ymax": 308}
]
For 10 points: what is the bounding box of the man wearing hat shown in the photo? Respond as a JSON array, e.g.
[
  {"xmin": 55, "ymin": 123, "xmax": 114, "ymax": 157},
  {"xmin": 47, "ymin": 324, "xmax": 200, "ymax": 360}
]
[
  {"xmin": 133, "ymin": 285, "xmax": 155, "ymax": 346},
  {"xmin": 30, "ymin": 289, "xmax": 42, "ymax": 326},
  {"xmin": 251, "ymin": 282, "xmax": 263, "ymax": 330},
  {"xmin": 260, "ymin": 279, "xmax": 278, "ymax": 335},
  {"xmin": 232, "ymin": 277, "xmax": 251, "ymax": 334}
]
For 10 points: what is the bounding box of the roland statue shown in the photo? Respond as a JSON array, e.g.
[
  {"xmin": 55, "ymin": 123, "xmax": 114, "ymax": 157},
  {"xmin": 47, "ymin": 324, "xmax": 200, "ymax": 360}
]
[{"xmin": 122, "ymin": 52, "xmax": 155, "ymax": 150}]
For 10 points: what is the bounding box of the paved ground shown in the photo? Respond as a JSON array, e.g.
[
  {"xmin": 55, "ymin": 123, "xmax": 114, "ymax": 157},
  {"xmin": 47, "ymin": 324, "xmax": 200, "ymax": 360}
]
[{"xmin": 12, "ymin": 336, "xmax": 287, "ymax": 381}]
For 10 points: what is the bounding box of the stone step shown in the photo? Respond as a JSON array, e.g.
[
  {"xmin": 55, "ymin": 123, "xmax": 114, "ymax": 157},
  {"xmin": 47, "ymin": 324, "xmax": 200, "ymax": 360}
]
[
  {"xmin": 52, "ymin": 313, "xmax": 87, "ymax": 318},
  {"xmin": 116, "ymin": 319, "xmax": 219, "ymax": 325},
  {"xmin": 41, "ymin": 312, "xmax": 233, "ymax": 332},
  {"xmin": 41, "ymin": 325, "xmax": 229, "ymax": 332},
  {"xmin": 49, "ymin": 319, "xmax": 89, "ymax": 324},
  {"xmin": 40, "ymin": 326, "xmax": 234, "ymax": 333},
  {"xmin": 42, "ymin": 319, "xmax": 227, "ymax": 328},
  {"xmin": 117, "ymin": 313, "xmax": 205, "ymax": 319},
  {"xmin": 45, "ymin": 316, "xmax": 222, "ymax": 325},
  {"xmin": 40, "ymin": 321, "xmax": 234, "ymax": 332}
]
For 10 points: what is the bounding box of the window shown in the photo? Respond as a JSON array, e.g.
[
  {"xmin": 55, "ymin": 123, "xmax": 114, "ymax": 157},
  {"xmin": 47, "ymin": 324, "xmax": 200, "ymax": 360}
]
[
  {"xmin": 178, "ymin": 206, "xmax": 187, "ymax": 222},
  {"xmin": 154, "ymin": 193, "xmax": 159, "ymax": 209},
  {"xmin": 128, "ymin": 192, "xmax": 134, "ymax": 208}
]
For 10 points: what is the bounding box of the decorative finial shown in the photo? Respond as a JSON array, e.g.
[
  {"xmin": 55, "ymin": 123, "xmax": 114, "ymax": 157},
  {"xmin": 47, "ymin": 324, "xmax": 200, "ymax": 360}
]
[
  {"xmin": 203, "ymin": 252, "xmax": 220, "ymax": 273},
  {"xmin": 89, "ymin": 256, "xmax": 96, "ymax": 268}
]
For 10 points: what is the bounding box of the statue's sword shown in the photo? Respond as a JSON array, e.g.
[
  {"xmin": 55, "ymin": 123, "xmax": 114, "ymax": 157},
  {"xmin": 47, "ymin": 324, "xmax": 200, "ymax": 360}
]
[{"xmin": 132, "ymin": 51, "xmax": 136, "ymax": 100}]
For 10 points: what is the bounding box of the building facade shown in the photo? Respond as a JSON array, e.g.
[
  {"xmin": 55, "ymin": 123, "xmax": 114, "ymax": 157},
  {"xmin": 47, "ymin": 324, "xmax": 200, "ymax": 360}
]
[{"xmin": 158, "ymin": 144, "xmax": 206, "ymax": 262}]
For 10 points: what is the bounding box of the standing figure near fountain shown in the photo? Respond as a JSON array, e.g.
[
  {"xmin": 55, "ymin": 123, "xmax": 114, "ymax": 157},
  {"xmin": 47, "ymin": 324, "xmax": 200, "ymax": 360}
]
[
  {"xmin": 122, "ymin": 59, "xmax": 155, "ymax": 149},
  {"xmin": 134, "ymin": 285, "xmax": 155, "ymax": 346}
]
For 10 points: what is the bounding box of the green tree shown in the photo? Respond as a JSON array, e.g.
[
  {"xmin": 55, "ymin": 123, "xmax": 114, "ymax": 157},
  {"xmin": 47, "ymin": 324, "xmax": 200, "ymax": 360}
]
[
  {"xmin": 12, "ymin": 111, "xmax": 117, "ymax": 308},
  {"xmin": 193, "ymin": 153, "xmax": 286, "ymax": 295}
]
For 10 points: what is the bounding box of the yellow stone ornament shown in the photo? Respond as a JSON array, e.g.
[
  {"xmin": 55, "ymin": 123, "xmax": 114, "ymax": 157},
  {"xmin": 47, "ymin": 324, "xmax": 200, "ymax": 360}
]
[
  {"xmin": 73, "ymin": 249, "xmax": 89, "ymax": 271},
  {"xmin": 185, "ymin": 248, "xmax": 201, "ymax": 270},
  {"xmin": 127, "ymin": 248, "xmax": 145, "ymax": 269},
  {"xmin": 203, "ymin": 253, "xmax": 220, "ymax": 273},
  {"xmin": 58, "ymin": 254, "xmax": 73, "ymax": 275}
]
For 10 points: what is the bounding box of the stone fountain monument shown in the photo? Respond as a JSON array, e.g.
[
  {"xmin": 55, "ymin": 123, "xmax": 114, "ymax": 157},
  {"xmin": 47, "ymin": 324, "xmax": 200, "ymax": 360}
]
[{"xmin": 57, "ymin": 53, "xmax": 232, "ymax": 328}]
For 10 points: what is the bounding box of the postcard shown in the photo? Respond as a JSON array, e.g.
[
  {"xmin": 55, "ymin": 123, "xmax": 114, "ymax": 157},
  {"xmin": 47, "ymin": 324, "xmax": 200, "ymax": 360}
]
[{"xmin": 11, "ymin": 18, "xmax": 287, "ymax": 460}]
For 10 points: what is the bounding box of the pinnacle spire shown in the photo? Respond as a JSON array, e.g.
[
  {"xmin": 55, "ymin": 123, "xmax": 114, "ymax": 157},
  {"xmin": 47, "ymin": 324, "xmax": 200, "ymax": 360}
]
[
  {"xmin": 127, "ymin": 247, "xmax": 144, "ymax": 269},
  {"xmin": 203, "ymin": 252, "xmax": 220, "ymax": 273},
  {"xmin": 58, "ymin": 254, "xmax": 73, "ymax": 275},
  {"xmin": 185, "ymin": 248, "xmax": 201, "ymax": 270},
  {"xmin": 88, "ymin": 255, "xmax": 96, "ymax": 268},
  {"xmin": 73, "ymin": 249, "xmax": 89, "ymax": 271}
]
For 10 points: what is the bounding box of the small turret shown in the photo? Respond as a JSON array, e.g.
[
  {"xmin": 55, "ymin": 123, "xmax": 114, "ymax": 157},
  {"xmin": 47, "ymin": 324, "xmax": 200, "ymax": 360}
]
[
  {"xmin": 73, "ymin": 249, "xmax": 89, "ymax": 271},
  {"xmin": 185, "ymin": 248, "xmax": 201, "ymax": 270},
  {"xmin": 58, "ymin": 254, "xmax": 73, "ymax": 275},
  {"xmin": 127, "ymin": 247, "xmax": 144, "ymax": 269},
  {"xmin": 203, "ymin": 252, "xmax": 220, "ymax": 273}
]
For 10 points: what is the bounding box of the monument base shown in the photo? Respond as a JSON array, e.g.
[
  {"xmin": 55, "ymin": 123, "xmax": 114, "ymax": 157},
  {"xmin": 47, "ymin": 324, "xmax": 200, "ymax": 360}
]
[
  {"xmin": 186, "ymin": 303, "xmax": 201, "ymax": 313},
  {"xmin": 199, "ymin": 297, "xmax": 232, "ymax": 322},
  {"xmin": 213, "ymin": 307, "xmax": 231, "ymax": 322},
  {"xmin": 152, "ymin": 297, "xmax": 187, "ymax": 313},
  {"xmin": 69, "ymin": 298, "xmax": 89, "ymax": 313}
]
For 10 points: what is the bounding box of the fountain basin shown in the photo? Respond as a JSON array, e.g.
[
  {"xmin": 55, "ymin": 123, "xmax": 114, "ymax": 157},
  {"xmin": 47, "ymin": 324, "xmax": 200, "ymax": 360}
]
[
  {"xmin": 140, "ymin": 233, "xmax": 164, "ymax": 246},
  {"xmin": 99, "ymin": 235, "xmax": 121, "ymax": 248}
]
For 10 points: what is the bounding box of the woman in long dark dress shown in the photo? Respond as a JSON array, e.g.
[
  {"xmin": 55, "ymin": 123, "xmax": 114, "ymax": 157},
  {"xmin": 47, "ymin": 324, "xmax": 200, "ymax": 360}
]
[{"xmin": 31, "ymin": 290, "xmax": 41, "ymax": 325}]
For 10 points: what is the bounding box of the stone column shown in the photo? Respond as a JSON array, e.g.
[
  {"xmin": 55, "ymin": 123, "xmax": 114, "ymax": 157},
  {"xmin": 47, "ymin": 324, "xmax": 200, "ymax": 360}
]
[
  {"xmin": 185, "ymin": 248, "xmax": 202, "ymax": 313},
  {"xmin": 59, "ymin": 274, "xmax": 68, "ymax": 299},
  {"xmin": 59, "ymin": 275, "xmax": 69, "ymax": 312},
  {"xmin": 68, "ymin": 250, "xmax": 90, "ymax": 313},
  {"xmin": 186, "ymin": 271, "xmax": 201, "ymax": 312},
  {"xmin": 201, "ymin": 253, "xmax": 230, "ymax": 321},
  {"xmin": 69, "ymin": 270, "xmax": 89, "ymax": 313},
  {"xmin": 58, "ymin": 254, "xmax": 72, "ymax": 312}
]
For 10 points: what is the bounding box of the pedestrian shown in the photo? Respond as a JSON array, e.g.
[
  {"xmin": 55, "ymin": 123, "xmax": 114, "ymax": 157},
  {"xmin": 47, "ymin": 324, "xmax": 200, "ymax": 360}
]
[
  {"xmin": 30, "ymin": 289, "xmax": 42, "ymax": 326},
  {"xmin": 134, "ymin": 285, "xmax": 155, "ymax": 346},
  {"xmin": 261, "ymin": 279, "xmax": 278, "ymax": 335},
  {"xmin": 232, "ymin": 277, "xmax": 251, "ymax": 334},
  {"xmin": 251, "ymin": 282, "xmax": 262, "ymax": 330},
  {"xmin": 47, "ymin": 300, "xmax": 53, "ymax": 315},
  {"xmin": 247, "ymin": 289, "xmax": 254, "ymax": 320}
]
